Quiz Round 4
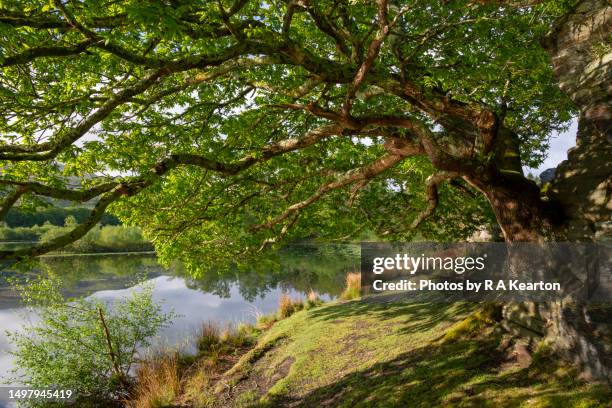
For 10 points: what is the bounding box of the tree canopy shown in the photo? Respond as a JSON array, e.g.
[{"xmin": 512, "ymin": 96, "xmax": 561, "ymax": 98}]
[{"xmin": 0, "ymin": 0, "xmax": 577, "ymax": 272}]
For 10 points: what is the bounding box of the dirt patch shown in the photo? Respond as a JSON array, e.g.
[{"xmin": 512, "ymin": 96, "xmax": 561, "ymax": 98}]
[
  {"xmin": 269, "ymin": 356, "xmax": 295, "ymax": 384},
  {"xmin": 215, "ymin": 338, "xmax": 295, "ymax": 407},
  {"xmin": 338, "ymin": 331, "xmax": 375, "ymax": 355}
]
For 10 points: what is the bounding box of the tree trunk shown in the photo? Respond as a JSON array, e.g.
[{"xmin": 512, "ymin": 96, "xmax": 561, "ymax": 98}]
[
  {"xmin": 479, "ymin": 0, "xmax": 612, "ymax": 383},
  {"xmin": 541, "ymin": 0, "xmax": 611, "ymax": 383},
  {"xmin": 466, "ymin": 173, "xmax": 553, "ymax": 242}
]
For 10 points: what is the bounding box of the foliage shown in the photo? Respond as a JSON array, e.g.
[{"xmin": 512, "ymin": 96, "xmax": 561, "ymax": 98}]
[
  {"xmin": 0, "ymin": 0, "xmax": 578, "ymax": 269},
  {"xmin": 0, "ymin": 223, "xmax": 151, "ymax": 252},
  {"xmin": 4, "ymin": 274, "xmax": 175, "ymax": 406},
  {"xmin": 0, "ymin": 224, "xmax": 54, "ymax": 241}
]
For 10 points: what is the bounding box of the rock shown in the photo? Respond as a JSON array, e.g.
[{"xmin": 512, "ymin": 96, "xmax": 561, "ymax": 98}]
[{"xmin": 539, "ymin": 167, "xmax": 557, "ymax": 183}]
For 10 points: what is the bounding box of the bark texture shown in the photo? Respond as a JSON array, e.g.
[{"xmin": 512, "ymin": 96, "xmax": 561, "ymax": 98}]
[
  {"xmin": 506, "ymin": 0, "xmax": 612, "ymax": 383},
  {"xmin": 545, "ymin": 0, "xmax": 612, "ymax": 242}
]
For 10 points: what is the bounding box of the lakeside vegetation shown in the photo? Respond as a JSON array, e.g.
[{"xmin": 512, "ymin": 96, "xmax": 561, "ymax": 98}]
[
  {"xmin": 2, "ymin": 206, "xmax": 120, "ymax": 229},
  {"xmin": 0, "ymin": 205, "xmax": 149, "ymax": 253},
  {"xmin": 5, "ymin": 275, "xmax": 175, "ymax": 407},
  {"xmin": 8, "ymin": 273, "xmax": 608, "ymax": 408},
  {"xmin": 136, "ymin": 299, "xmax": 610, "ymax": 408},
  {"xmin": 0, "ymin": 223, "xmax": 153, "ymax": 253}
]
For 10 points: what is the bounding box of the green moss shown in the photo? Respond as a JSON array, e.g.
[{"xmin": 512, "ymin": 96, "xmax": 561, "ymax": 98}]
[{"xmin": 441, "ymin": 302, "xmax": 502, "ymax": 343}]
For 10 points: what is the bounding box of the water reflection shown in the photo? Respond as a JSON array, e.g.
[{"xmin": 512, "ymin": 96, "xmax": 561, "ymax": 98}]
[{"xmin": 0, "ymin": 243, "xmax": 358, "ymax": 406}]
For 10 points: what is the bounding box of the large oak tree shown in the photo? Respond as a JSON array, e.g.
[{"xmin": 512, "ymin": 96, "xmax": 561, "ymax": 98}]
[{"xmin": 0, "ymin": 0, "xmax": 610, "ymax": 379}]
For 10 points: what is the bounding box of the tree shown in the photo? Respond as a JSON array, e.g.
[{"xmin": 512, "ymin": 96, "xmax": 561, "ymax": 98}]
[{"xmin": 0, "ymin": 0, "xmax": 609, "ymax": 378}]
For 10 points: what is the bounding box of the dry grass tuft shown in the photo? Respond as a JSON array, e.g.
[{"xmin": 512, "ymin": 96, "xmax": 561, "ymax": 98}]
[
  {"xmin": 340, "ymin": 272, "xmax": 361, "ymax": 300},
  {"xmin": 278, "ymin": 294, "xmax": 303, "ymax": 319},
  {"xmin": 305, "ymin": 290, "xmax": 323, "ymax": 309},
  {"xmin": 128, "ymin": 321, "xmax": 260, "ymax": 408},
  {"xmin": 129, "ymin": 350, "xmax": 181, "ymax": 408}
]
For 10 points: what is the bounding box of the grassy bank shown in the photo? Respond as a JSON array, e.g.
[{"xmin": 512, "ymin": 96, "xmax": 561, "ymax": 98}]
[{"xmin": 131, "ymin": 294, "xmax": 610, "ymax": 407}]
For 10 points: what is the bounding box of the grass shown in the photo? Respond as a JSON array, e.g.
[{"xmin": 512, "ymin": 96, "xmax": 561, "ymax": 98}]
[
  {"xmin": 257, "ymin": 292, "xmax": 323, "ymax": 330},
  {"xmin": 127, "ymin": 275, "xmax": 611, "ymax": 407},
  {"xmin": 128, "ymin": 292, "xmax": 328, "ymax": 407},
  {"xmin": 223, "ymin": 299, "xmax": 611, "ymax": 407},
  {"xmin": 129, "ymin": 350, "xmax": 181, "ymax": 408},
  {"xmin": 129, "ymin": 322, "xmax": 260, "ymax": 408},
  {"xmin": 277, "ymin": 294, "xmax": 303, "ymax": 319}
]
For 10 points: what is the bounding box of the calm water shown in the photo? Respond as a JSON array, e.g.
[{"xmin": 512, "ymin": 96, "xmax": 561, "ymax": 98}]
[{"xmin": 0, "ymin": 245, "xmax": 358, "ymax": 407}]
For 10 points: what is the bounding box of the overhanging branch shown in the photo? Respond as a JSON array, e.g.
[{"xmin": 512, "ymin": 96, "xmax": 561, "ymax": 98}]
[{"xmin": 253, "ymin": 152, "xmax": 405, "ymax": 232}]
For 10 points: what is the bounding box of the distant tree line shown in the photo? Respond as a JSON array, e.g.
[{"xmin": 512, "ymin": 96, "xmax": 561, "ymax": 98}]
[{"xmin": 3, "ymin": 207, "xmax": 120, "ymax": 228}]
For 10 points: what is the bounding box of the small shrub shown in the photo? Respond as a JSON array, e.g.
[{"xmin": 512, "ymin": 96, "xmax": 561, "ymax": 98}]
[
  {"xmin": 5, "ymin": 274, "xmax": 175, "ymax": 406},
  {"xmin": 340, "ymin": 272, "xmax": 361, "ymax": 300}
]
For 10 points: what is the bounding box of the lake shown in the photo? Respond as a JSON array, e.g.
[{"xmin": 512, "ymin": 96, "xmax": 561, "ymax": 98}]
[{"xmin": 0, "ymin": 245, "xmax": 358, "ymax": 407}]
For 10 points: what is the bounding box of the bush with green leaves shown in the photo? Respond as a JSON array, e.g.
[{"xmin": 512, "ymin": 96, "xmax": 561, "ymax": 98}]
[{"xmin": 4, "ymin": 274, "xmax": 175, "ymax": 406}]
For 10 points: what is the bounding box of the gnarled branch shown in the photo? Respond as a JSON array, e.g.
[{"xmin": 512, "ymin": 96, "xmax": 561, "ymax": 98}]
[{"xmin": 411, "ymin": 171, "xmax": 460, "ymax": 229}]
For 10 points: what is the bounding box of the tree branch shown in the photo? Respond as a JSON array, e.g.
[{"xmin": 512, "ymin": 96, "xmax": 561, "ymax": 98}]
[
  {"xmin": 342, "ymin": 0, "xmax": 389, "ymax": 117},
  {"xmin": 1, "ymin": 39, "xmax": 97, "ymax": 67},
  {"xmin": 0, "ymin": 185, "xmax": 127, "ymax": 260},
  {"xmin": 0, "ymin": 124, "xmax": 343, "ymax": 260},
  {"xmin": 0, "ymin": 69, "xmax": 165, "ymax": 160},
  {"xmin": 410, "ymin": 171, "xmax": 460, "ymax": 229},
  {"xmin": 253, "ymin": 152, "xmax": 404, "ymax": 231},
  {"xmin": 0, "ymin": 180, "xmax": 117, "ymax": 203},
  {"xmin": 0, "ymin": 186, "xmax": 28, "ymax": 221}
]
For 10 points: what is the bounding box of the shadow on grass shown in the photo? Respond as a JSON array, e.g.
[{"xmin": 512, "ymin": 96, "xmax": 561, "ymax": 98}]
[
  {"xmin": 262, "ymin": 299, "xmax": 611, "ymax": 408},
  {"xmin": 308, "ymin": 298, "xmax": 474, "ymax": 336},
  {"xmin": 270, "ymin": 334, "xmax": 610, "ymax": 408}
]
